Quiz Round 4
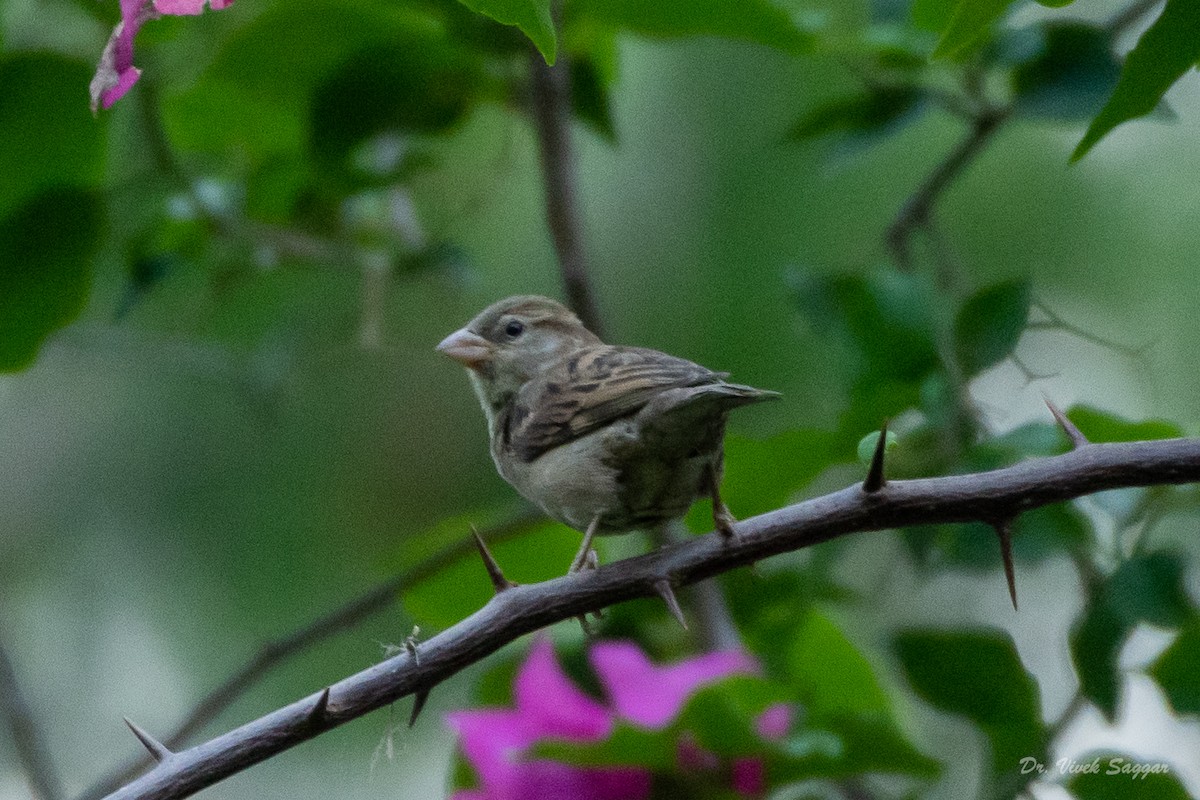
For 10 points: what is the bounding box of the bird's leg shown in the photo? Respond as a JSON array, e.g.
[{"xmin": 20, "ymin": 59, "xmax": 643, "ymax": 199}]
[
  {"xmin": 707, "ymin": 463, "xmax": 737, "ymax": 540},
  {"xmin": 569, "ymin": 514, "xmax": 602, "ymax": 574}
]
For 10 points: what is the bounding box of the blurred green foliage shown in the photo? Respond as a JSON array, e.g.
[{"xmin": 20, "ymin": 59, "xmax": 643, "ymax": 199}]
[{"xmin": 2, "ymin": 0, "xmax": 1200, "ymax": 799}]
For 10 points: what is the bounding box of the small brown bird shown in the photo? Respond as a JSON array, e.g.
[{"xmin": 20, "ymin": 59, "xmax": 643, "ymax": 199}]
[{"xmin": 437, "ymin": 296, "xmax": 778, "ymax": 564}]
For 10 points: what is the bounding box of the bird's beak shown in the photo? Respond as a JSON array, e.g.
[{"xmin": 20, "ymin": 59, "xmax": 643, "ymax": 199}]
[{"xmin": 436, "ymin": 328, "xmax": 493, "ymax": 369}]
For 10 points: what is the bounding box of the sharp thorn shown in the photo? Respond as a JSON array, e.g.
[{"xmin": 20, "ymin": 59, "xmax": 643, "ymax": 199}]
[
  {"xmin": 654, "ymin": 579, "xmax": 688, "ymax": 631},
  {"xmin": 307, "ymin": 687, "xmax": 331, "ymax": 724},
  {"xmin": 994, "ymin": 520, "xmax": 1018, "ymax": 611},
  {"xmin": 1043, "ymin": 397, "xmax": 1088, "ymax": 449},
  {"xmin": 408, "ymin": 689, "xmax": 430, "ymax": 728},
  {"xmin": 470, "ymin": 525, "xmax": 515, "ymax": 594},
  {"xmin": 123, "ymin": 717, "xmax": 173, "ymax": 762},
  {"xmin": 863, "ymin": 420, "xmax": 889, "ymax": 493}
]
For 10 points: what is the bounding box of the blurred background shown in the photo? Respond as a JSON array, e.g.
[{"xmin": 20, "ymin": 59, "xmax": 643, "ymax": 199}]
[{"xmin": 1, "ymin": 0, "xmax": 1198, "ymax": 798}]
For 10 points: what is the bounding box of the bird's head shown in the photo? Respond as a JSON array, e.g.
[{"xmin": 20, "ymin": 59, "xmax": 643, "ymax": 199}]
[{"xmin": 437, "ymin": 295, "xmax": 601, "ymax": 409}]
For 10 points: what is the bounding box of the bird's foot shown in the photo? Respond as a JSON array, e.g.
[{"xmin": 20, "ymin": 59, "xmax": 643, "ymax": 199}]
[
  {"xmin": 713, "ymin": 503, "xmax": 738, "ymax": 540},
  {"xmin": 568, "ymin": 515, "xmax": 602, "ymax": 574}
]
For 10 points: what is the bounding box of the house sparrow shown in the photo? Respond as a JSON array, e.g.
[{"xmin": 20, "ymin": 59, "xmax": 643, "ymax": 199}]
[{"xmin": 437, "ymin": 296, "xmax": 778, "ymax": 564}]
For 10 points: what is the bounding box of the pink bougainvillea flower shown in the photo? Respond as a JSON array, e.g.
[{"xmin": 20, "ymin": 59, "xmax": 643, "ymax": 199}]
[
  {"xmin": 445, "ymin": 638, "xmax": 646, "ymax": 800},
  {"xmin": 446, "ymin": 637, "xmax": 790, "ymax": 800},
  {"xmin": 90, "ymin": 0, "xmax": 234, "ymax": 111},
  {"xmin": 589, "ymin": 640, "xmax": 758, "ymax": 729}
]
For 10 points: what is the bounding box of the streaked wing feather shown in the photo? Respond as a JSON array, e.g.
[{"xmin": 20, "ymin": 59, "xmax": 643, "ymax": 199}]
[{"xmin": 509, "ymin": 346, "xmax": 719, "ymax": 461}]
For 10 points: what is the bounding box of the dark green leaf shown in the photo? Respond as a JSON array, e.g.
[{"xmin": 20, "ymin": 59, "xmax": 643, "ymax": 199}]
[
  {"xmin": 570, "ymin": 0, "xmax": 814, "ymax": 54},
  {"xmin": 793, "ymin": 270, "xmax": 939, "ymax": 383},
  {"xmin": 1068, "ymin": 753, "xmax": 1191, "ymax": 799},
  {"xmin": 0, "ymin": 189, "xmax": 102, "ymax": 371},
  {"xmin": 932, "ymin": 0, "xmax": 1020, "ymax": 59},
  {"xmin": 1070, "ymin": 552, "xmax": 1194, "ymax": 720},
  {"xmin": 308, "ymin": 40, "xmax": 486, "ymax": 170},
  {"xmin": 789, "ymin": 610, "xmax": 890, "ymax": 718},
  {"xmin": 0, "ymin": 54, "xmax": 103, "ymax": 217},
  {"xmin": 910, "ymin": 0, "xmax": 955, "ymax": 33},
  {"xmin": 1013, "ymin": 25, "xmax": 1121, "ymax": 121},
  {"xmin": 1150, "ymin": 621, "xmax": 1200, "ymax": 717},
  {"xmin": 787, "ymin": 87, "xmax": 926, "ymax": 142},
  {"xmin": 1066, "ymin": 405, "xmax": 1182, "ymax": 443},
  {"xmin": 1074, "ymin": 0, "xmax": 1200, "ymax": 159},
  {"xmin": 1104, "ymin": 552, "xmax": 1192, "ymax": 629},
  {"xmin": 455, "ymin": 0, "xmax": 556, "ymax": 63},
  {"xmin": 534, "ymin": 723, "xmax": 677, "ymax": 768},
  {"xmin": 954, "ymin": 280, "xmax": 1031, "ymax": 376},
  {"xmin": 1070, "ymin": 597, "xmax": 1128, "ymax": 720},
  {"xmin": 570, "ymin": 55, "xmax": 616, "ymax": 141},
  {"xmin": 895, "ymin": 628, "xmax": 1045, "ymax": 773}
]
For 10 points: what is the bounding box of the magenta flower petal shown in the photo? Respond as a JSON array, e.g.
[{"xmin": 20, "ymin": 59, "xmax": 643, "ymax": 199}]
[
  {"xmin": 154, "ymin": 0, "xmax": 233, "ymax": 14},
  {"xmin": 521, "ymin": 761, "xmax": 651, "ymax": 800},
  {"xmin": 515, "ymin": 638, "xmax": 612, "ymax": 741},
  {"xmin": 590, "ymin": 641, "xmax": 757, "ymax": 729},
  {"xmin": 730, "ymin": 758, "xmax": 767, "ymax": 797},
  {"xmin": 445, "ymin": 709, "xmax": 533, "ymax": 793},
  {"xmin": 754, "ymin": 703, "xmax": 792, "ymax": 740}
]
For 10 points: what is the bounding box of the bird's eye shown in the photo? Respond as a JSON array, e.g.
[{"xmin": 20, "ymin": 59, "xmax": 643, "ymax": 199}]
[{"xmin": 504, "ymin": 320, "xmax": 525, "ymax": 338}]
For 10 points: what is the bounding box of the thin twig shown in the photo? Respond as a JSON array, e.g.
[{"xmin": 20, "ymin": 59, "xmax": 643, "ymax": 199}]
[
  {"xmin": 0, "ymin": 629, "xmax": 63, "ymax": 800},
  {"xmin": 885, "ymin": 107, "xmax": 1009, "ymax": 273},
  {"xmin": 76, "ymin": 512, "xmax": 542, "ymax": 800},
  {"xmin": 528, "ymin": 45, "xmax": 604, "ymax": 336},
  {"xmin": 100, "ymin": 436, "xmax": 1200, "ymax": 800}
]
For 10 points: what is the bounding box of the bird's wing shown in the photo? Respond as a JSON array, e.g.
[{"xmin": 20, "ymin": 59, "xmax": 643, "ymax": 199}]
[{"xmin": 504, "ymin": 346, "xmax": 722, "ymax": 462}]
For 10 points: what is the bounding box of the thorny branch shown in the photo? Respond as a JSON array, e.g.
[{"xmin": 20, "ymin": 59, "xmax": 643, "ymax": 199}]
[
  {"xmin": 0, "ymin": 630, "xmax": 62, "ymax": 800},
  {"xmin": 76, "ymin": 513, "xmax": 541, "ymax": 800},
  {"xmin": 102, "ymin": 423, "xmax": 1200, "ymax": 800}
]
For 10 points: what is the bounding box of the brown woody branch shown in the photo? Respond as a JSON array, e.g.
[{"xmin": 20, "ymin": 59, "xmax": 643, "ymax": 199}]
[
  {"xmin": 885, "ymin": 106, "xmax": 1009, "ymax": 274},
  {"xmin": 76, "ymin": 513, "xmax": 540, "ymax": 800},
  {"xmin": 528, "ymin": 46, "xmax": 605, "ymax": 337},
  {"xmin": 103, "ymin": 433, "xmax": 1200, "ymax": 800}
]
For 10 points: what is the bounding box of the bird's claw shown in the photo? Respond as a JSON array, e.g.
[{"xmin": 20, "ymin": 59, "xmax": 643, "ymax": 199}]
[{"xmin": 714, "ymin": 505, "xmax": 738, "ymax": 540}]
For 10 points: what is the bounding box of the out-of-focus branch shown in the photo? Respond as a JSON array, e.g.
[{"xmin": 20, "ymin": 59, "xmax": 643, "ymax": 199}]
[
  {"xmin": 885, "ymin": 106, "xmax": 1009, "ymax": 276},
  {"xmin": 0, "ymin": 629, "xmax": 62, "ymax": 800},
  {"xmin": 75, "ymin": 512, "xmax": 541, "ymax": 800},
  {"xmin": 528, "ymin": 47, "xmax": 604, "ymax": 337},
  {"xmin": 101, "ymin": 430, "xmax": 1200, "ymax": 800}
]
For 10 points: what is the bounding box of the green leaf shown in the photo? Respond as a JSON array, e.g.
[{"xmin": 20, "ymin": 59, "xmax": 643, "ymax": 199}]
[
  {"xmin": 932, "ymin": 0, "xmax": 1020, "ymax": 59},
  {"xmin": 895, "ymin": 628, "xmax": 1045, "ymax": 773},
  {"xmin": 1013, "ymin": 25, "xmax": 1122, "ymax": 121},
  {"xmin": 455, "ymin": 0, "xmax": 556, "ymax": 63},
  {"xmin": 308, "ymin": 39, "xmax": 486, "ymax": 170},
  {"xmin": 790, "ymin": 610, "xmax": 891, "ymax": 718},
  {"xmin": 399, "ymin": 518, "xmax": 577, "ymax": 627},
  {"xmin": 0, "ymin": 53, "xmax": 103, "ymax": 217},
  {"xmin": 534, "ymin": 723, "xmax": 677, "ymax": 768},
  {"xmin": 787, "ymin": 87, "xmax": 926, "ymax": 142},
  {"xmin": 570, "ymin": 54, "xmax": 616, "ymax": 141},
  {"xmin": 679, "ymin": 677, "xmax": 790, "ymax": 756},
  {"xmin": 1074, "ymin": 0, "xmax": 1200, "ymax": 159},
  {"xmin": 793, "ymin": 270, "xmax": 940, "ymax": 384},
  {"xmin": 1066, "ymin": 405, "xmax": 1182, "ymax": 443},
  {"xmin": 910, "ymin": 0, "xmax": 955, "ymax": 33},
  {"xmin": 953, "ymin": 280, "xmax": 1030, "ymax": 377},
  {"xmin": 0, "ymin": 189, "xmax": 102, "ymax": 371},
  {"xmin": 1070, "ymin": 552, "xmax": 1194, "ymax": 720},
  {"xmin": 856, "ymin": 429, "xmax": 897, "ymax": 467},
  {"xmin": 1068, "ymin": 753, "xmax": 1191, "ymax": 799},
  {"xmin": 1070, "ymin": 597, "xmax": 1128, "ymax": 721},
  {"xmin": 1150, "ymin": 621, "xmax": 1200, "ymax": 717},
  {"xmin": 570, "ymin": 0, "xmax": 813, "ymax": 54}
]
